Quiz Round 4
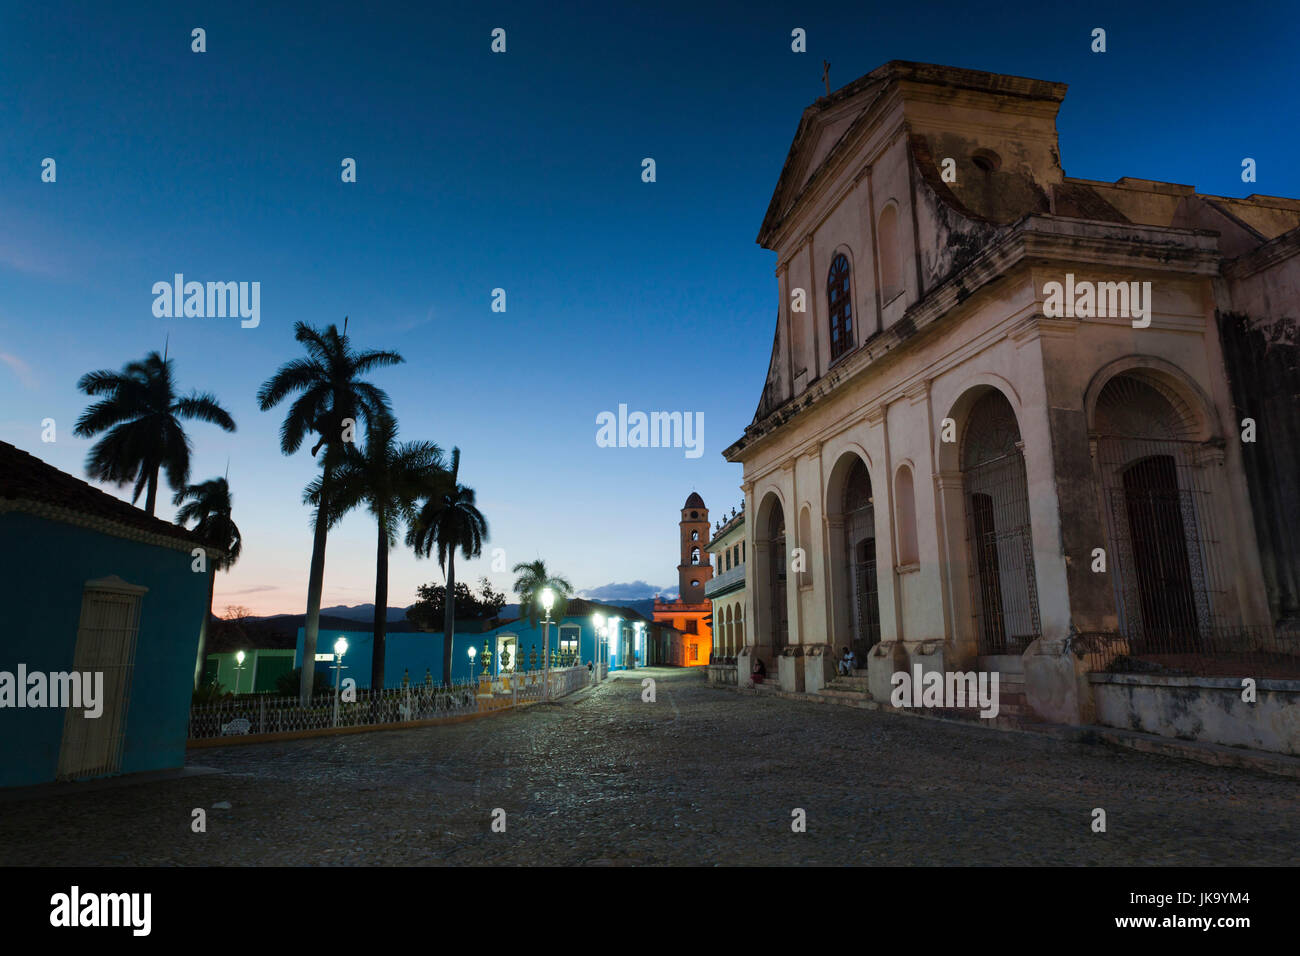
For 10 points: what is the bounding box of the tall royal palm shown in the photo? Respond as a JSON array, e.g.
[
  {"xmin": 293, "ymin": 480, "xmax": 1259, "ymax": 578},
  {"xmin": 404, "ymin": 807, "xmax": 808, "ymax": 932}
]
[
  {"xmin": 407, "ymin": 448, "xmax": 487, "ymax": 686},
  {"xmin": 174, "ymin": 477, "xmax": 243, "ymax": 689},
  {"xmin": 512, "ymin": 560, "xmax": 574, "ymax": 630},
  {"xmin": 307, "ymin": 416, "xmax": 445, "ymax": 693},
  {"xmin": 257, "ymin": 321, "xmax": 403, "ymax": 704},
  {"xmin": 74, "ymin": 351, "xmax": 236, "ymax": 516}
]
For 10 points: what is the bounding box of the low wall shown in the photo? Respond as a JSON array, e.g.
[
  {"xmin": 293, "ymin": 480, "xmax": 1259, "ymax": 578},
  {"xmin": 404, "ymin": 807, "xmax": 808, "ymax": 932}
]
[
  {"xmin": 708, "ymin": 663, "xmax": 738, "ymax": 687},
  {"xmin": 1090, "ymin": 673, "xmax": 1300, "ymax": 756}
]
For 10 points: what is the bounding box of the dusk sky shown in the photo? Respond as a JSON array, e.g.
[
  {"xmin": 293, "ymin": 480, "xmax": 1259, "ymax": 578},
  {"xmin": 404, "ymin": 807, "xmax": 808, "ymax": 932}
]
[{"xmin": 2, "ymin": 0, "xmax": 1296, "ymax": 617}]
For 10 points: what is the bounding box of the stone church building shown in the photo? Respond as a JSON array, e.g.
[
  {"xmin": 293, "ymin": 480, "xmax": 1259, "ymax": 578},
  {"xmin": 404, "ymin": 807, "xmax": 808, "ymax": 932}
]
[{"xmin": 723, "ymin": 61, "xmax": 1300, "ymax": 723}]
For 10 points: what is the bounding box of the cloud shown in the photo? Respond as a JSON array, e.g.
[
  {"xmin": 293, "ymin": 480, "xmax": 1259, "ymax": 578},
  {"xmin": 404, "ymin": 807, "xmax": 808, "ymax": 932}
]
[
  {"xmin": 0, "ymin": 352, "xmax": 38, "ymax": 389},
  {"xmin": 581, "ymin": 580, "xmax": 674, "ymax": 600},
  {"xmin": 227, "ymin": 585, "xmax": 277, "ymax": 595},
  {"xmin": 0, "ymin": 237, "xmax": 60, "ymax": 278}
]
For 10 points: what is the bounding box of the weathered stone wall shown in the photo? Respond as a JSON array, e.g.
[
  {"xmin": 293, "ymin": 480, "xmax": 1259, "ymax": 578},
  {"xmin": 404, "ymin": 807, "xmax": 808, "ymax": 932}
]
[{"xmin": 1091, "ymin": 673, "xmax": 1300, "ymax": 756}]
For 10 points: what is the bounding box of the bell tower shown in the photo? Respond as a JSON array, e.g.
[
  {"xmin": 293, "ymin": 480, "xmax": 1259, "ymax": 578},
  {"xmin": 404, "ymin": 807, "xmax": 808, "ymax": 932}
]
[{"xmin": 678, "ymin": 492, "xmax": 713, "ymax": 602}]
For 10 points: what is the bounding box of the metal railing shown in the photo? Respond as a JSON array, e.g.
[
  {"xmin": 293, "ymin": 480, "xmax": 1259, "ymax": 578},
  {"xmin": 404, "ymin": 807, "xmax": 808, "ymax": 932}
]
[
  {"xmin": 188, "ymin": 666, "xmax": 591, "ymax": 741},
  {"xmin": 1076, "ymin": 624, "xmax": 1300, "ymax": 679}
]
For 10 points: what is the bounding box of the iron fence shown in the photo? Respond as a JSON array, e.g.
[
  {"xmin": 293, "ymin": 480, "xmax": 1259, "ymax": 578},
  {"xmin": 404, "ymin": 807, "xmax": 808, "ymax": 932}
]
[
  {"xmin": 1076, "ymin": 623, "xmax": 1300, "ymax": 678},
  {"xmin": 188, "ymin": 666, "xmax": 590, "ymax": 740}
]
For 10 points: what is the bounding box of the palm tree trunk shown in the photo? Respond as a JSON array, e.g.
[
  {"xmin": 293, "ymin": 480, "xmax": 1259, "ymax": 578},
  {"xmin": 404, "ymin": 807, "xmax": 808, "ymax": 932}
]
[
  {"xmin": 372, "ymin": 520, "xmax": 389, "ymax": 694},
  {"xmin": 193, "ymin": 569, "xmax": 217, "ymax": 689},
  {"xmin": 145, "ymin": 467, "xmax": 159, "ymax": 516},
  {"xmin": 442, "ymin": 551, "xmax": 456, "ymax": 687},
  {"xmin": 301, "ymin": 476, "xmax": 332, "ymax": 706}
]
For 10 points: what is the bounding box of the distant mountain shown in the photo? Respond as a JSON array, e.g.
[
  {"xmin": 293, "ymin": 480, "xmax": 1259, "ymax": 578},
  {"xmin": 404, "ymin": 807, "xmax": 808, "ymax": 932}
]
[{"xmin": 318, "ymin": 603, "xmax": 412, "ymax": 623}]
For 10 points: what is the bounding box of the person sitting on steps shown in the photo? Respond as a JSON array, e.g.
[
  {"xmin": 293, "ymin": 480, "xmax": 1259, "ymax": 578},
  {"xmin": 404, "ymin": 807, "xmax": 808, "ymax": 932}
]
[{"xmin": 838, "ymin": 646, "xmax": 856, "ymax": 676}]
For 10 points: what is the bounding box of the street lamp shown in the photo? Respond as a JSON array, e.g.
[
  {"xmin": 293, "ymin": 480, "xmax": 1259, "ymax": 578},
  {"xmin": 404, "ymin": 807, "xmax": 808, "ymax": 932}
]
[
  {"xmin": 332, "ymin": 636, "xmax": 348, "ymax": 727},
  {"xmin": 592, "ymin": 612, "xmax": 605, "ymax": 681},
  {"xmin": 541, "ymin": 587, "xmax": 555, "ymax": 701},
  {"xmin": 233, "ymin": 649, "xmax": 246, "ymax": 695},
  {"xmin": 467, "ymin": 644, "xmax": 476, "ymax": 685},
  {"xmin": 608, "ymin": 615, "xmax": 622, "ymax": 670}
]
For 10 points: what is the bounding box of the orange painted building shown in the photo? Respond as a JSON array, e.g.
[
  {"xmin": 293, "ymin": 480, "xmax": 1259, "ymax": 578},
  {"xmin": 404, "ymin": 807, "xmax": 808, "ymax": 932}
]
[{"xmin": 653, "ymin": 493, "xmax": 713, "ymax": 665}]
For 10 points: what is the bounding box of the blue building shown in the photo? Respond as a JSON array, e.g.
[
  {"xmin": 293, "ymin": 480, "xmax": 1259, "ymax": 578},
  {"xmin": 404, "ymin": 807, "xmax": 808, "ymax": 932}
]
[
  {"xmin": 0, "ymin": 441, "xmax": 220, "ymax": 788},
  {"xmin": 295, "ymin": 598, "xmax": 679, "ymax": 689}
]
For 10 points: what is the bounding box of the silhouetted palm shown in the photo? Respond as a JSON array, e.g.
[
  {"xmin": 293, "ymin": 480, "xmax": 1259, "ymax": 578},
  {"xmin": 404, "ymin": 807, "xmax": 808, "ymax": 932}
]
[
  {"xmin": 174, "ymin": 477, "xmax": 242, "ymax": 689},
  {"xmin": 307, "ymin": 416, "xmax": 446, "ymax": 692},
  {"xmin": 512, "ymin": 559, "xmax": 574, "ymax": 630},
  {"xmin": 74, "ymin": 351, "xmax": 235, "ymax": 515},
  {"xmin": 407, "ymin": 448, "xmax": 487, "ymax": 686},
  {"xmin": 257, "ymin": 320, "xmax": 403, "ymax": 704}
]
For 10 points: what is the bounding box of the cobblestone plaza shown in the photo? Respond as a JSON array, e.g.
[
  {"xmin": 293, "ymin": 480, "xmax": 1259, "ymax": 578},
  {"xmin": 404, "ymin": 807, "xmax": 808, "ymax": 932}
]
[{"xmin": 2, "ymin": 668, "xmax": 1295, "ymax": 866}]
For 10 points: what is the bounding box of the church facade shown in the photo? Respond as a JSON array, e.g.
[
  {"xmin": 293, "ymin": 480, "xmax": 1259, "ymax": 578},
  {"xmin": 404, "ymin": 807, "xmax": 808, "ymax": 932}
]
[{"xmin": 723, "ymin": 61, "xmax": 1300, "ymax": 719}]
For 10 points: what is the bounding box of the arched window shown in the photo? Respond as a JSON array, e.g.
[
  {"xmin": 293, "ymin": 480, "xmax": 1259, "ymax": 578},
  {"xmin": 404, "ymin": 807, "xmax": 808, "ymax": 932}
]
[
  {"xmin": 827, "ymin": 253, "xmax": 854, "ymax": 361},
  {"xmin": 690, "ymin": 530, "xmax": 699, "ymax": 541},
  {"xmin": 894, "ymin": 465, "xmax": 919, "ymax": 566},
  {"xmin": 877, "ymin": 204, "xmax": 902, "ymax": 302},
  {"xmin": 691, "ymin": 547, "xmax": 701, "ymax": 565}
]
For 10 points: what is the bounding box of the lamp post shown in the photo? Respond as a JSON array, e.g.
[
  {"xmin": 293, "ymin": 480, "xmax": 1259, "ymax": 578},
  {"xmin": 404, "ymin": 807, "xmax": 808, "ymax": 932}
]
[
  {"xmin": 608, "ymin": 615, "xmax": 622, "ymax": 671},
  {"xmin": 467, "ymin": 645, "xmax": 476, "ymax": 687},
  {"xmin": 541, "ymin": 587, "xmax": 555, "ymax": 701},
  {"xmin": 592, "ymin": 612, "xmax": 605, "ymax": 683},
  {"xmin": 233, "ymin": 649, "xmax": 246, "ymax": 695},
  {"xmin": 332, "ymin": 636, "xmax": 348, "ymax": 728}
]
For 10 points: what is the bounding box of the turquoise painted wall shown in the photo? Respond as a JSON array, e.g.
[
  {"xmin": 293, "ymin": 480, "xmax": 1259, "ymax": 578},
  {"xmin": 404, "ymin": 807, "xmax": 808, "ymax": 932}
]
[
  {"xmin": 0, "ymin": 512, "xmax": 211, "ymax": 788},
  {"xmin": 295, "ymin": 614, "xmax": 648, "ymax": 689}
]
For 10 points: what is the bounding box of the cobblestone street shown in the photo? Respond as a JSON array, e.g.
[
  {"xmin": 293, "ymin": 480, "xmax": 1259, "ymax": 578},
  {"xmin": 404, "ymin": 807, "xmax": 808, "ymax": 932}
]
[{"xmin": 3, "ymin": 667, "xmax": 1297, "ymax": 866}]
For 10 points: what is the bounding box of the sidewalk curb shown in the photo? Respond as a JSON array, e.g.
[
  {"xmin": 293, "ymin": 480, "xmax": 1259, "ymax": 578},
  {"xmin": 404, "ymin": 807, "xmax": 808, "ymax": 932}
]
[{"xmin": 721, "ymin": 683, "xmax": 1300, "ymax": 779}]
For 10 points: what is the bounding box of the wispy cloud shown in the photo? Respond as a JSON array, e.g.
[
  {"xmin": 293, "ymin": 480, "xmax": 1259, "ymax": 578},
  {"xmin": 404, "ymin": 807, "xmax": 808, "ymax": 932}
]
[
  {"xmin": 391, "ymin": 305, "xmax": 436, "ymax": 333},
  {"xmin": 0, "ymin": 237, "xmax": 61, "ymax": 279},
  {"xmin": 581, "ymin": 580, "xmax": 672, "ymax": 600},
  {"xmin": 0, "ymin": 351, "xmax": 38, "ymax": 389}
]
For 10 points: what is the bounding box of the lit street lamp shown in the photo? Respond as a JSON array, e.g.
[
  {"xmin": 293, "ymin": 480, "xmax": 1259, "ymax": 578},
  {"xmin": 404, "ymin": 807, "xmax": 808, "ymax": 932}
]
[
  {"xmin": 608, "ymin": 615, "xmax": 622, "ymax": 671},
  {"xmin": 541, "ymin": 587, "xmax": 555, "ymax": 701},
  {"xmin": 468, "ymin": 644, "xmax": 476, "ymax": 685},
  {"xmin": 233, "ymin": 649, "xmax": 246, "ymax": 695},
  {"xmin": 592, "ymin": 612, "xmax": 605, "ymax": 682},
  {"xmin": 332, "ymin": 636, "xmax": 348, "ymax": 728}
]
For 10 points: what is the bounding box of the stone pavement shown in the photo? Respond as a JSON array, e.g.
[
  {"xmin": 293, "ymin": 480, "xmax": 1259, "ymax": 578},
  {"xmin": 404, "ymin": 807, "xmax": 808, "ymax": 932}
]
[{"xmin": 2, "ymin": 667, "xmax": 1296, "ymax": 865}]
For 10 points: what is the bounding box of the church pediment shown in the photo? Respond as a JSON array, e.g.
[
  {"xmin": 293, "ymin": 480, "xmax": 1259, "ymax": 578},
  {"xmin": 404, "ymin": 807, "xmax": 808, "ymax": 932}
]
[{"xmin": 758, "ymin": 76, "xmax": 885, "ymax": 247}]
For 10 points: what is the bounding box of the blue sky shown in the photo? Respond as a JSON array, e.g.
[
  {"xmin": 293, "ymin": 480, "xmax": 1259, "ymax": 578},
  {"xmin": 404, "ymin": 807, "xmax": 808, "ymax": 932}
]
[{"xmin": 1, "ymin": 0, "xmax": 1296, "ymax": 615}]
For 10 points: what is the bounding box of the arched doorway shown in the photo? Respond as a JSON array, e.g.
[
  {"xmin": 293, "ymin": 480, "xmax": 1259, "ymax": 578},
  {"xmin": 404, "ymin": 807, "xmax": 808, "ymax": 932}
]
[
  {"xmin": 766, "ymin": 502, "xmax": 788, "ymax": 651},
  {"xmin": 1095, "ymin": 373, "xmax": 1219, "ymax": 655},
  {"xmin": 842, "ymin": 458, "xmax": 880, "ymax": 660},
  {"xmin": 961, "ymin": 390, "xmax": 1040, "ymax": 655}
]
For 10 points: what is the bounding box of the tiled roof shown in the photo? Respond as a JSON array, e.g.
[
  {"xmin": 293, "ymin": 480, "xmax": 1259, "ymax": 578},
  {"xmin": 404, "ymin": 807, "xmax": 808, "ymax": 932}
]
[{"xmin": 0, "ymin": 440, "xmax": 216, "ymax": 551}]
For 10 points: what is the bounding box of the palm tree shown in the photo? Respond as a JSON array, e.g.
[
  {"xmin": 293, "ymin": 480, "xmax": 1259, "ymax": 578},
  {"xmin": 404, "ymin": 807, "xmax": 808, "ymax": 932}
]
[
  {"xmin": 512, "ymin": 560, "xmax": 574, "ymax": 630},
  {"xmin": 306, "ymin": 415, "xmax": 446, "ymax": 693},
  {"xmin": 257, "ymin": 321, "xmax": 403, "ymax": 704},
  {"xmin": 173, "ymin": 477, "xmax": 243, "ymax": 689},
  {"xmin": 74, "ymin": 351, "xmax": 236, "ymax": 515},
  {"xmin": 407, "ymin": 448, "xmax": 487, "ymax": 686}
]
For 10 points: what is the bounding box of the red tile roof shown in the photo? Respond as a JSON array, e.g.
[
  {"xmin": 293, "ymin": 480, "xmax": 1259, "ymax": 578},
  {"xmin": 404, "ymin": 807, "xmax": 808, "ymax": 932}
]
[{"xmin": 0, "ymin": 440, "xmax": 215, "ymax": 549}]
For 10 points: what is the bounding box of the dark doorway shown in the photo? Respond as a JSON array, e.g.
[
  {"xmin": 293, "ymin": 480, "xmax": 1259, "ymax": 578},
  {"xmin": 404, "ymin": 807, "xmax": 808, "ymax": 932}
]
[
  {"xmin": 768, "ymin": 505, "xmax": 788, "ymax": 651},
  {"xmin": 1122, "ymin": 455, "xmax": 1200, "ymax": 652},
  {"xmin": 970, "ymin": 491, "xmax": 1007, "ymax": 653}
]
